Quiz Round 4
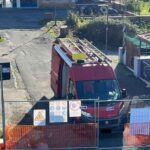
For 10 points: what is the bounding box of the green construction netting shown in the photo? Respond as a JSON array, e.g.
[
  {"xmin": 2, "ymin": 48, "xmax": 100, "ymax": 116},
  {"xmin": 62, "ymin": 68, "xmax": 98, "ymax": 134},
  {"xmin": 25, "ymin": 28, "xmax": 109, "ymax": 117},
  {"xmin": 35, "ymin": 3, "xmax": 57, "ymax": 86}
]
[{"xmin": 125, "ymin": 35, "xmax": 150, "ymax": 49}]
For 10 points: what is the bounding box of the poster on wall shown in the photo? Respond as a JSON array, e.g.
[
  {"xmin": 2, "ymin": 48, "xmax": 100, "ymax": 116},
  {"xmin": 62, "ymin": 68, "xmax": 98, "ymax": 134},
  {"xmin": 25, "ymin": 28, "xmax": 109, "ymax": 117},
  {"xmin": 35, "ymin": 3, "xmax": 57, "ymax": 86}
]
[
  {"xmin": 69, "ymin": 100, "xmax": 81, "ymax": 117},
  {"xmin": 34, "ymin": 109, "xmax": 46, "ymax": 126},
  {"xmin": 49, "ymin": 101, "xmax": 68, "ymax": 123}
]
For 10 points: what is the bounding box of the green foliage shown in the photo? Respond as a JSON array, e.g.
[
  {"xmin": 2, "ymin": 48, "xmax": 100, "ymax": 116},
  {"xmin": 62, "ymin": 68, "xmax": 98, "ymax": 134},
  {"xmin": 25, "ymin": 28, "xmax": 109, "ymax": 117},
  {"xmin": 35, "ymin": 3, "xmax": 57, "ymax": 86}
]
[
  {"xmin": 123, "ymin": 0, "xmax": 150, "ymax": 15},
  {"xmin": 47, "ymin": 21, "xmax": 65, "ymax": 39},
  {"xmin": 0, "ymin": 128, "xmax": 2, "ymax": 138},
  {"xmin": 77, "ymin": 17, "xmax": 137, "ymax": 49},
  {"xmin": 66, "ymin": 11, "xmax": 90, "ymax": 28},
  {"xmin": 123, "ymin": 0, "xmax": 140, "ymax": 12},
  {"xmin": 0, "ymin": 37, "xmax": 5, "ymax": 42},
  {"xmin": 66, "ymin": 11, "xmax": 149, "ymax": 49},
  {"xmin": 140, "ymin": 2, "xmax": 150, "ymax": 15}
]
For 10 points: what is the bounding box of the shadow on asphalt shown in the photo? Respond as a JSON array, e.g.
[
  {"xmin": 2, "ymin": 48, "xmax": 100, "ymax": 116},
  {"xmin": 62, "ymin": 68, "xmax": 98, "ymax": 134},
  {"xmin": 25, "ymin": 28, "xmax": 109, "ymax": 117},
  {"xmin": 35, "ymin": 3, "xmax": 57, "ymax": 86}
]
[
  {"xmin": 115, "ymin": 64, "xmax": 150, "ymax": 98},
  {"xmin": 18, "ymin": 96, "xmax": 50, "ymax": 125},
  {"xmin": 0, "ymin": 8, "xmax": 68, "ymax": 29}
]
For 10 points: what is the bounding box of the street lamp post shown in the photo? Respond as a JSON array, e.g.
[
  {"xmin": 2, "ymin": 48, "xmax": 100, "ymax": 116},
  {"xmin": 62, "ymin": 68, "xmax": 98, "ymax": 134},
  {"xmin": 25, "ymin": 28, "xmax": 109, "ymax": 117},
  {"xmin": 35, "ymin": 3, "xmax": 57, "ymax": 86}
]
[
  {"xmin": 54, "ymin": 5, "xmax": 57, "ymax": 25},
  {"xmin": 105, "ymin": 6, "xmax": 108, "ymax": 51},
  {"xmin": 0, "ymin": 65, "xmax": 6, "ymax": 150}
]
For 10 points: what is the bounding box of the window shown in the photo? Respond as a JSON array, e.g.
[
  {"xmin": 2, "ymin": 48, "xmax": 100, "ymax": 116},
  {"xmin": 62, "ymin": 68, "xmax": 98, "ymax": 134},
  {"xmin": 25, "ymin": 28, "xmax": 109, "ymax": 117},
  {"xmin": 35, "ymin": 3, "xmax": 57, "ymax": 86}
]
[
  {"xmin": 76, "ymin": 80, "xmax": 121, "ymax": 100},
  {"xmin": 68, "ymin": 80, "xmax": 76, "ymax": 99}
]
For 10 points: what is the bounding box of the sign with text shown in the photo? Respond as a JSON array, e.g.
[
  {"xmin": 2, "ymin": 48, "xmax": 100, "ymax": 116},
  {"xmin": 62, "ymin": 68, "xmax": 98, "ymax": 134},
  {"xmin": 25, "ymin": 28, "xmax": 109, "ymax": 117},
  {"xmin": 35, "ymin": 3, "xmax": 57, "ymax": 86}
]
[
  {"xmin": 0, "ymin": 62, "xmax": 11, "ymax": 80},
  {"xmin": 69, "ymin": 100, "xmax": 81, "ymax": 117},
  {"xmin": 34, "ymin": 109, "xmax": 46, "ymax": 126},
  {"xmin": 49, "ymin": 101, "xmax": 68, "ymax": 123}
]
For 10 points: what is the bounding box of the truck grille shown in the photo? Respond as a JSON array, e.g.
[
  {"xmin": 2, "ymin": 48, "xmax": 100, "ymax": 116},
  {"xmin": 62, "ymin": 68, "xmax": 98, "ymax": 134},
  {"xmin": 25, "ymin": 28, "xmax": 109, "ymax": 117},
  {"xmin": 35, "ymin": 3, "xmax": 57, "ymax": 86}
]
[{"xmin": 99, "ymin": 119, "xmax": 118, "ymax": 127}]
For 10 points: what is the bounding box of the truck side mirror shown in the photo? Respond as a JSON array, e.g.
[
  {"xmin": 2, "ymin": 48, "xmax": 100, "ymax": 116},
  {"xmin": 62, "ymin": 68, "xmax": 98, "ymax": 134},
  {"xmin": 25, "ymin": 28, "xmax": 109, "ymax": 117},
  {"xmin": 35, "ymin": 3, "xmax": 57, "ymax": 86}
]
[{"xmin": 122, "ymin": 89, "xmax": 127, "ymax": 98}]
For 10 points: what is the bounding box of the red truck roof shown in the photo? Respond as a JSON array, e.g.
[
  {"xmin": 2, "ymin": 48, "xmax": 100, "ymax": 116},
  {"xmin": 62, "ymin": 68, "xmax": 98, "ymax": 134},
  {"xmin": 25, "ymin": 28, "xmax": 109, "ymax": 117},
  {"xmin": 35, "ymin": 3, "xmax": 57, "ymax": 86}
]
[{"xmin": 70, "ymin": 63, "xmax": 115, "ymax": 81}]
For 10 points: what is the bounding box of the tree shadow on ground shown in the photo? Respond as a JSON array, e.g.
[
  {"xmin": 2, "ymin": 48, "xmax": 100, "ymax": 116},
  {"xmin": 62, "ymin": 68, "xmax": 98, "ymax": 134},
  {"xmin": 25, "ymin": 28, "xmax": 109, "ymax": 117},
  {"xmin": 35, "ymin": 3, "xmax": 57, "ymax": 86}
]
[
  {"xmin": 18, "ymin": 96, "xmax": 50, "ymax": 125},
  {"xmin": 0, "ymin": 8, "xmax": 67, "ymax": 29}
]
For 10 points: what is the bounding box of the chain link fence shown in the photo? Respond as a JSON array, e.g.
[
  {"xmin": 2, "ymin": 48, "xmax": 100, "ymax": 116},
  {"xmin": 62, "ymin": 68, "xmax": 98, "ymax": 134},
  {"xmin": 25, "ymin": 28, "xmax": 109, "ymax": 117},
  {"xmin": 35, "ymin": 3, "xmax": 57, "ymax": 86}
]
[{"xmin": 2, "ymin": 98, "xmax": 150, "ymax": 149}]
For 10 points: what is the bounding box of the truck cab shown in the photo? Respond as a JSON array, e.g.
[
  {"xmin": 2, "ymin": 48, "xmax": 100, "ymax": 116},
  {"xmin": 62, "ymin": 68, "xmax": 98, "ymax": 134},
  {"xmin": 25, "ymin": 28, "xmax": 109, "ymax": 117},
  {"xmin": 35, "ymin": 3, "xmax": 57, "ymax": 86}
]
[{"xmin": 51, "ymin": 38, "xmax": 129, "ymax": 128}]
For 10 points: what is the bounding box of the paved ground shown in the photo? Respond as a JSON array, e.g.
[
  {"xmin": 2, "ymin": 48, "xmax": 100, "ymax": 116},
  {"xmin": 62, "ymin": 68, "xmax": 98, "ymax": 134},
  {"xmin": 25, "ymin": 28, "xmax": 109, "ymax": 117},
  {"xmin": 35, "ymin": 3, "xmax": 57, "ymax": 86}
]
[
  {"xmin": 0, "ymin": 8, "xmax": 59, "ymax": 127},
  {"xmin": 104, "ymin": 50, "xmax": 150, "ymax": 99}
]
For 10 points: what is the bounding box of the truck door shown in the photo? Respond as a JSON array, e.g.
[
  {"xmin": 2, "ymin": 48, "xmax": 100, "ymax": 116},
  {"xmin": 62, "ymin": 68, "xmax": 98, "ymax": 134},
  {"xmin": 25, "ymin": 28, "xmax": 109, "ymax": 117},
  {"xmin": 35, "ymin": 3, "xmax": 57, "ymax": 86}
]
[
  {"xmin": 67, "ymin": 80, "xmax": 76, "ymax": 99},
  {"xmin": 51, "ymin": 46, "xmax": 63, "ymax": 98},
  {"xmin": 61, "ymin": 62, "xmax": 69, "ymax": 98}
]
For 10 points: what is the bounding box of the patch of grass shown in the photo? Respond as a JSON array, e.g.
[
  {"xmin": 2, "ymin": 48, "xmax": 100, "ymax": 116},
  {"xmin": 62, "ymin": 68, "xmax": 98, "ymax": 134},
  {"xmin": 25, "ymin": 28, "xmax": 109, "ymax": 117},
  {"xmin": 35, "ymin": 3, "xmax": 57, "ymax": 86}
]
[
  {"xmin": 140, "ymin": 2, "xmax": 150, "ymax": 15},
  {"xmin": 47, "ymin": 21, "xmax": 66, "ymax": 39},
  {"xmin": 49, "ymin": 30, "xmax": 58, "ymax": 39},
  {"xmin": 0, "ymin": 37, "xmax": 5, "ymax": 43},
  {"xmin": 0, "ymin": 128, "xmax": 3, "ymax": 138}
]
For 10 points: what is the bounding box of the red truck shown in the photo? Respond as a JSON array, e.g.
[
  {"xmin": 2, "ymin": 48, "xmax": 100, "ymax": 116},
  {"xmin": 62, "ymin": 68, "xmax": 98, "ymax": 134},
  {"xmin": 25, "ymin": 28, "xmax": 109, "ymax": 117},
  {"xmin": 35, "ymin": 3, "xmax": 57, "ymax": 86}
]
[{"xmin": 51, "ymin": 38, "xmax": 130, "ymax": 129}]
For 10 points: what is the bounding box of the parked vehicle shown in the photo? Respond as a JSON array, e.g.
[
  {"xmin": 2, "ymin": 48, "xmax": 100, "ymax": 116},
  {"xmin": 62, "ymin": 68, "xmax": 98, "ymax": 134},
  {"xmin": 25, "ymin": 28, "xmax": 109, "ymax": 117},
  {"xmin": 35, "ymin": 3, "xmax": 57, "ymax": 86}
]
[{"xmin": 51, "ymin": 38, "xmax": 130, "ymax": 129}]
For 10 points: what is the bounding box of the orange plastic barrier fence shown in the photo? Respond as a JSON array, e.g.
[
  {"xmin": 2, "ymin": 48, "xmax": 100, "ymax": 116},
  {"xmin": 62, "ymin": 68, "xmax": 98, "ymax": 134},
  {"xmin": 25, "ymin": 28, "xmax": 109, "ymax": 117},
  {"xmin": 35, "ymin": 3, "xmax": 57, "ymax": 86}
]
[
  {"xmin": 5, "ymin": 123, "xmax": 97, "ymax": 149},
  {"xmin": 123, "ymin": 123, "xmax": 150, "ymax": 147},
  {"xmin": 0, "ymin": 144, "xmax": 4, "ymax": 150}
]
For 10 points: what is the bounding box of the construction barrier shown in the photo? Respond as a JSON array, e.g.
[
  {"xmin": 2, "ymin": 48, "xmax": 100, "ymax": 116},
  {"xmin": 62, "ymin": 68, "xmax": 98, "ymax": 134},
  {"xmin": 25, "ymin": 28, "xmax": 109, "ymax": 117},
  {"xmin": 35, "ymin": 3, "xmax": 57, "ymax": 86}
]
[
  {"xmin": 3, "ymin": 99, "xmax": 150, "ymax": 149},
  {"xmin": 5, "ymin": 124, "xmax": 97, "ymax": 149},
  {"xmin": 0, "ymin": 144, "xmax": 4, "ymax": 150},
  {"xmin": 123, "ymin": 123, "xmax": 150, "ymax": 149}
]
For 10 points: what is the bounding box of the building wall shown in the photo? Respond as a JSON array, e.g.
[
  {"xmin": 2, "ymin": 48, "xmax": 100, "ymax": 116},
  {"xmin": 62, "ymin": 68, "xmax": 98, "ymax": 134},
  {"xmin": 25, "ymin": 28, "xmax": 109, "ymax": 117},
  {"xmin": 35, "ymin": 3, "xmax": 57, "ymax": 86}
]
[
  {"xmin": 125, "ymin": 40, "xmax": 140, "ymax": 68},
  {"xmin": 12, "ymin": 0, "xmax": 75, "ymax": 8},
  {"xmin": 38, "ymin": 0, "xmax": 75, "ymax": 8}
]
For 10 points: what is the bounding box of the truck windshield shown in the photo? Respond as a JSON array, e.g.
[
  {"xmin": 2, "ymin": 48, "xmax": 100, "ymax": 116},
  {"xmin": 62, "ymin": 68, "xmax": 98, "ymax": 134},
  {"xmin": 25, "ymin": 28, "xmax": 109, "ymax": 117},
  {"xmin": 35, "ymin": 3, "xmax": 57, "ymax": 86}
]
[{"xmin": 76, "ymin": 80, "xmax": 121, "ymax": 100}]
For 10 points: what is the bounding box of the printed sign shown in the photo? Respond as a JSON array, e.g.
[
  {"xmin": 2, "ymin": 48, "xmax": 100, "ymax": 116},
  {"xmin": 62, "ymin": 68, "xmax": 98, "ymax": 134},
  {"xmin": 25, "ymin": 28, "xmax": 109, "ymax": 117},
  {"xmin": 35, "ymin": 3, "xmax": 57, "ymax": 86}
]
[
  {"xmin": 49, "ymin": 101, "xmax": 68, "ymax": 123},
  {"xmin": 130, "ymin": 108, "xmax": 150, "ymax": 135},
  {"xmin": 69, "ymin": 100, "xmax": 81, "ymax": 117},
  {"xmin": 34, "ymin": 109, "xmax": 46, "ymax": 126},
  {"xmin": 0, "ymin": 62, "xmax": 11, "ymax": 80}
]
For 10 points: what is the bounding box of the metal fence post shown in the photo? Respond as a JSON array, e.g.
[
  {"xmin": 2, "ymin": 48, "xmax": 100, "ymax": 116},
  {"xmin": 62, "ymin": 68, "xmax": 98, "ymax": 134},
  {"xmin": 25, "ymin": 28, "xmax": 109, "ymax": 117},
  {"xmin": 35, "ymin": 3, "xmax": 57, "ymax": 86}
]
[
  {"xmin": 105, "ymin": 5, "xmax": 108, "ymax": 51},
  {"xmin": 0, "ymin": 65, "xmax": 6, "ymax": 150},
  {"xmin": 97, "ymin": 101, "xmax": 100, "ymax": 149}
]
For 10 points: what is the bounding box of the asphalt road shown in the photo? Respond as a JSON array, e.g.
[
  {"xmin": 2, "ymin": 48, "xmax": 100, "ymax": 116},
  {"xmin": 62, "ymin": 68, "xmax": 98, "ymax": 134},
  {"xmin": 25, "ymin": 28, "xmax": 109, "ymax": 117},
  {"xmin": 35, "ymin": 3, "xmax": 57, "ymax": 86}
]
[
  {"xmin": 0, "ymin": 9, "xmax": 56, "ymax": 100},
  {"xmin": 0, "ymin": 8, "xmax": 149, "ymax": 149},
  {"xmin": 15, "ymin": 34, "xmax": 53, "ymax": 100},
  {"xmin": 104, "ymin": 50, "xmax": 150, "ymax": 99}
]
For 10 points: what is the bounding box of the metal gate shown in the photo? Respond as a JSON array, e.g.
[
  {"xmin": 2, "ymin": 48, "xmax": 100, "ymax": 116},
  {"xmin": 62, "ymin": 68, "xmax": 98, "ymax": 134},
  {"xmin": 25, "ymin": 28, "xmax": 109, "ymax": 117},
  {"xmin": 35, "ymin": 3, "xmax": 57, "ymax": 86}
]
[
  {"xmin": 2, "ymin": 99, "xmax": 150, "ymax": 149},
  {"xmin": 4, "ymin": 99, "xmax": 98, "ymax": 149}
]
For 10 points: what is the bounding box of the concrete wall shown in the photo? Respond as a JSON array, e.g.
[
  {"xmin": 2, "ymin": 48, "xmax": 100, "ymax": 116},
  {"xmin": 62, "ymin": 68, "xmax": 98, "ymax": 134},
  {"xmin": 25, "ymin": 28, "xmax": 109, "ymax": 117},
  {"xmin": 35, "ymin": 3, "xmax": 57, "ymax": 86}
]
[
  {"xmin": 38, "ymin": 0, "xmax": 75, "ymax": 8},
  {"xmin": 13, "ymin": 0, "xmax": 75, "ymax": 8},
  {"xmin": 125, "ymin": 40, "xmax": 140, "ymax": 68}
]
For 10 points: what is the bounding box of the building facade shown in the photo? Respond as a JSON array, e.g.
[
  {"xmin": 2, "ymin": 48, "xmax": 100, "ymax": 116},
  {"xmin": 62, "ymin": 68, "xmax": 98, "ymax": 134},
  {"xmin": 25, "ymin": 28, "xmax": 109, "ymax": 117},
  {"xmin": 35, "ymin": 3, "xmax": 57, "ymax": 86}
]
[{"xmin": 12, "ymin": 0, "xmax": 76, "ymax": 8}]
